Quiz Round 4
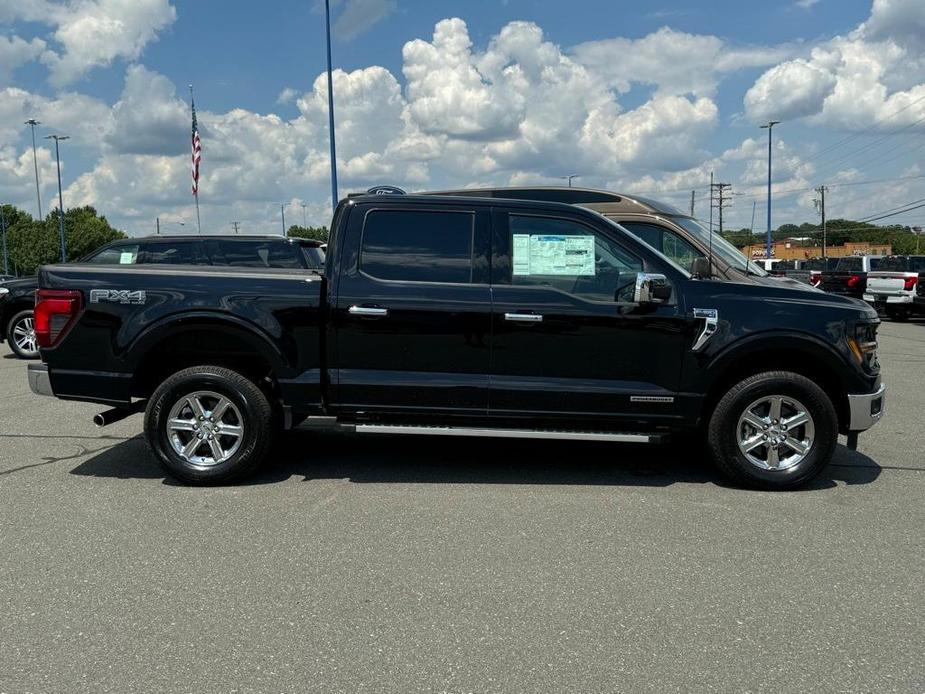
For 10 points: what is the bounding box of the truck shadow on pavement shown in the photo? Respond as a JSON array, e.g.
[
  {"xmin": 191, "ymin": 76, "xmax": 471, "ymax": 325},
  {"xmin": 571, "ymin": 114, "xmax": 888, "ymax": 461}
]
[{"xmin": 70, "ymin": 431, "xmax": 883, "ymax": 490}]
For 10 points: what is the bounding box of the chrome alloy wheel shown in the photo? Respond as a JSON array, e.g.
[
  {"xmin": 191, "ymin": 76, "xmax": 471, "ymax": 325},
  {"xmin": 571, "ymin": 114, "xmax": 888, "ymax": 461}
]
[
  {"xmin": 166, "ymin": 390, "xmax": 244, "ymax": 467},
  {"xmin": 736, "ymin": 395, "xmax": 815, "ymax": 471},
  {"xmin": 12, "ymin": 315, "xmax": 38, "ymax": 356}
]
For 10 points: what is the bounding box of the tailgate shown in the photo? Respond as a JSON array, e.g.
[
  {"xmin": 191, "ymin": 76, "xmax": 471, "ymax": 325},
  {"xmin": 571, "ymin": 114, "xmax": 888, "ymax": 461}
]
[{"xmin": 866, "ymin": 273, "xmax": 908, "ymax": 295}]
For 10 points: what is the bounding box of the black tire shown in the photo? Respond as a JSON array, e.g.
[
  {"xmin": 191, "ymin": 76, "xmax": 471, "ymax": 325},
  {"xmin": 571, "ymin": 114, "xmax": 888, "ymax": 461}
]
[
  {"xmin": 145, "ymin": 365, "xmax": 274, "ymax": 484},
  {"xmin": 6, "ymin": 310, "xmax": 39, "ymax": 359},
  {"xmin": 707, "ymin": 370, "xmax": 838, "ymax": 491}
]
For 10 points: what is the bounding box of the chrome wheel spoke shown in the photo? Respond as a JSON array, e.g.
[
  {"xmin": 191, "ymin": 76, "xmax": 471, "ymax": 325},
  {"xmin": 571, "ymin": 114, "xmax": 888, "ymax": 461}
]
[
  {"xmin": 768, "ymin": 396, "xmax": 783, "ymax": 423},
  {"xmin": 207, "ymin": 437, "xmax": 225, "ymax": 461},
  {"xmin": 212, "ymin": 397, "xmax": 232, "ymax": 421},
  {"xmin": 741, "ymin": 433, "xmax": 766, "ymax": 453},
  {"xmin": 218, "ymin": 424, "xmax": 242, "ymax": 438},
  {"xmin": 782, "ymin": 411, "xmax": 809, "ymax": 429},
  {"xmin": 168, "ymin": 418, "xmax": 197, "ymax": 432},
  {"xmin": 742, "ymin": 411, "xmax": 767, "ymax": 432},
  {"xmin": 766, "ymin": 445, "xmax": 781, "ymax": 468},
  {"xmin": 187, "ymin": 396, "xmax": 207, "ymax": 420},
  {"xmin": 182, "ymin": 436, "xmax": 202, "ymax": 458},
  {"xmin": 782, "ymin": 436, "xmax": 809, "ymax": 456}
]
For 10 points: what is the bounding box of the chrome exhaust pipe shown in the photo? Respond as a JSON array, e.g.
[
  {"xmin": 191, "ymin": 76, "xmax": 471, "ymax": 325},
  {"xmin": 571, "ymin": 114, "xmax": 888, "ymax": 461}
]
[{"xmin": 93, "ymin": 402, "xmax": 144, "ymax": 427}]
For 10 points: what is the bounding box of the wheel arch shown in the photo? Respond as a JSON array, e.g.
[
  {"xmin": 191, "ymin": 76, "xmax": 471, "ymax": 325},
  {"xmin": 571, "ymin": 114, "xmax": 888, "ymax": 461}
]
[
  {"xmin": 127, "ymin": 312, "xmax": 291, "ymax": 399},
  {"xmin": 701, "ymin": 332, "xmax": 852, "ymax": 432}
]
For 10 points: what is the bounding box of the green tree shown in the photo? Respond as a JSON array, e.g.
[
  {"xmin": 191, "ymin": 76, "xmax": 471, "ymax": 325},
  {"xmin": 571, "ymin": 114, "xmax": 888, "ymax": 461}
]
[
  {"xmin": 2, "ymin": 204, "xmax": 126, "ymax": 276},
  {"xmin": 287, "ymin": 224, "xmax": 329, "ymax": 241}
]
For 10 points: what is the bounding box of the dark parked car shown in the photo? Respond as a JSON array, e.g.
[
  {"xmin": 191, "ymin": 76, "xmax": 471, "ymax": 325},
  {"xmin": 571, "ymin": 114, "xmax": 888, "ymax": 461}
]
[
  {"xmin": 29, "ymin": 191, "xmax": 884, "ymax": 491},
  {"xmin": 819, "ymin": 255, "xmax": 883, "ymax": 299},
  {"xmin": 1, "ymin": 235, "xmax": 325, "ymax": 359}
]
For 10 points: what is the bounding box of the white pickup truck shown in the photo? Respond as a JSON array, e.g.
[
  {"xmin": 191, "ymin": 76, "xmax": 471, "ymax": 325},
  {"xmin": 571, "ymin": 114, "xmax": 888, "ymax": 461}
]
[{"xmin": 864, "ymin": 255, "xmax": 925, "ymax": 320}]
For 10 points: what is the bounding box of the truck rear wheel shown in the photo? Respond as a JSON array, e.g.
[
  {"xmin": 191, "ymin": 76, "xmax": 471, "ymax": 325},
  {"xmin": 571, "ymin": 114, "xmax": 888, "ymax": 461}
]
[
  {"xmin": 707, "ymin": 371, "xmax": 838, "ymax": 490},
  {"xmin": 145, "ymin": 365, "xmax": 273, "ymax": 484}
]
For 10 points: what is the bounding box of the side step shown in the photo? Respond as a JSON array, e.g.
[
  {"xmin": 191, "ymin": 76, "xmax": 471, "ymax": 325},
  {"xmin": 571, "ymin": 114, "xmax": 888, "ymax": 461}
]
[{"xmin": 353, "ymin": 424, "xmax": 665, "ymax": 443}]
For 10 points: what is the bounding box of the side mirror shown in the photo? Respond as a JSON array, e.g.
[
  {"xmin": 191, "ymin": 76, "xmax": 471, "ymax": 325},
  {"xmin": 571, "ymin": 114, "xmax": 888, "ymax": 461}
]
[
  {"xmin": 689, "ymin": 256, "xmax": 711, "ymax": 279},
  {"xmin": 633, "ymin": 272, "xmax": 671, "ymax": 304}
]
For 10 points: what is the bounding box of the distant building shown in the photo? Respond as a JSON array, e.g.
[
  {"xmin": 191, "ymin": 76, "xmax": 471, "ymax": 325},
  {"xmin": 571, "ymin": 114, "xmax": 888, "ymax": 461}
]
[{"xmin": 740, "ymin": 239, "xmax": 892, "ymax": 260}]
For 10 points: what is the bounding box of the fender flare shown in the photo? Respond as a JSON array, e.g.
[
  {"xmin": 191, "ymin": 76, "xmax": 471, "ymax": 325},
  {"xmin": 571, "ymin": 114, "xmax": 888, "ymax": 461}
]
[{"xmin": 123, "ymin": 310, "xmax": 291, "ymax": 375}]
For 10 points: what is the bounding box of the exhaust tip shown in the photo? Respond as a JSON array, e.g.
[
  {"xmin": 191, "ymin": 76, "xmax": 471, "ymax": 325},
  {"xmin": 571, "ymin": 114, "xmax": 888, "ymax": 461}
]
[{"xmin": 93, "ymin": 413, "xmax": 106, "ymax": 427}]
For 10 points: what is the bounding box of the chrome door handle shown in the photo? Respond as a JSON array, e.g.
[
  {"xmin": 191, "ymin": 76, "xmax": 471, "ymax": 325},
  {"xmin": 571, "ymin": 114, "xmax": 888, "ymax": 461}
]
[
  {"xmin": 348, "ymin": 305, "xmax": 389, "ymax": 317},
  {"xmin": 504, "ymin": 312, "xmax": 543, "ymax": 323}
]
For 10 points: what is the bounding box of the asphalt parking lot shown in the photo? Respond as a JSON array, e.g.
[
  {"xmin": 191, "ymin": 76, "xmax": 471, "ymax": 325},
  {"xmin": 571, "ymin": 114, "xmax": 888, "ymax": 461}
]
[{"xmin": 1, "ymin": 323, "xmax": 923, "ymax": 693}]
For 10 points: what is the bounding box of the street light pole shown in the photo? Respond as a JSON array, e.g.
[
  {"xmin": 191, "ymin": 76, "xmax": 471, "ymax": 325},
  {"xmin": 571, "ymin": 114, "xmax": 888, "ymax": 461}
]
[
  {"xmin": 324, "ymin": 0, "xmax": 339, "ymax": 211},
  {"xmin": 281, "ymin": 204, "xmax": 287, "ymax": 236},
  {"xmin": 44, "ymin": 134, "xmax": 69, "ymax": 263},
  {"xmin": 24, "ymin": 119, "xmax": 43, "ymax": 219},
  {"xmin": 301, "ymin": 203, "xmax": 308, "ymax": 227},
  {"xmin": 760, "ymin": 120, "xmax": 780, "ymax": 261},
  {"xmin": 0, "ymin": 205, "xmax": 9, "ymax": 275},
  {"xmin": 559, "ymin": 174, "xmax": 580, "ymax": 187}
]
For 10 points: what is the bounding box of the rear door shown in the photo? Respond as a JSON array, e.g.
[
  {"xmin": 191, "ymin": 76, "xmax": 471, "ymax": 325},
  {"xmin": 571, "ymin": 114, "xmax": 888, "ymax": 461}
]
[
  {"xmin": 331, "ymin": 203, "xmax": 492, "ymax": 415},
  {"xmin": 488, "ymin": 208, "xmax": 689, "ymax": 426}
]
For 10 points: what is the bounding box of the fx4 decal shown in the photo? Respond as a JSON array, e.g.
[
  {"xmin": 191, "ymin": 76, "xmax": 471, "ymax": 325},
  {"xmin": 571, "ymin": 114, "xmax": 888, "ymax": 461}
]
[{"xmin": 89, "ymin": 289, "xmax": 147, "ymax": 305}]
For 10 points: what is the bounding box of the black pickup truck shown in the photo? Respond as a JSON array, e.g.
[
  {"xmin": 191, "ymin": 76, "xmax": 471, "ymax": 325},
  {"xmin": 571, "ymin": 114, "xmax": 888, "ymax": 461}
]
[{"xmin": 28, "ymin": 192, "xmax": 885, "ymax": 490}]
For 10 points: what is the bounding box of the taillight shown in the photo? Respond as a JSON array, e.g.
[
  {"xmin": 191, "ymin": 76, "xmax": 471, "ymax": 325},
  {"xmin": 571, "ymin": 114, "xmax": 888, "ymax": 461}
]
[
  {"xmin": 903, "ymin": 276, "xmax": 918, "ymax": 291},
  {"xmin": 810, "ymin": 272, "xmax": 822, "ymax": 286},
  {"xmin": 846, "ymin": 275, "xmax": 861, "ymax": 288},
  {"xmin": 34, "ymin": 289, "xmax": 82, "ymax": 348}
]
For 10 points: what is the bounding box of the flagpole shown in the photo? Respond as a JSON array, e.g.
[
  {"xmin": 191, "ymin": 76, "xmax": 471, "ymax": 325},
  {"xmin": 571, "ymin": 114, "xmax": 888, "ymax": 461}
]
[{"xmin": 189, "ymin": 84, "xmax": 202, "ymax": 235}]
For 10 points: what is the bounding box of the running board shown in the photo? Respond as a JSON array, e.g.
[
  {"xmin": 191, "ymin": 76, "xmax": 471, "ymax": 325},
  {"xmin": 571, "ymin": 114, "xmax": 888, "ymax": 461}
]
[{"xmin": 353, "ymin": 424, "xmax": 665, "ymax": 443}]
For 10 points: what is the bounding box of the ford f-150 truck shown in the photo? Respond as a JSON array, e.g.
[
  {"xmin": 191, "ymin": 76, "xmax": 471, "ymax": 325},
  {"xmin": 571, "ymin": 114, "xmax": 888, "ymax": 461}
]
[{"xmin": 28, "ymin": 191, "xmax": 885, "ymax": 490}]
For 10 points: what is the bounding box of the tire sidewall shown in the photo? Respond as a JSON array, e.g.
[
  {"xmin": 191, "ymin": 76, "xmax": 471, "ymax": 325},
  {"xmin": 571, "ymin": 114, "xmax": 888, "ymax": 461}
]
[
  {"xmin": 147, "ymin": 369, "xmax": 267, "ymax": 483},
  {"xmin": 7, "ymin": 310, "xmax": 38, "ymax": 359},
  {"xmin": 714, "ymin": 374, "xmax": 837, "ymax": 489}
]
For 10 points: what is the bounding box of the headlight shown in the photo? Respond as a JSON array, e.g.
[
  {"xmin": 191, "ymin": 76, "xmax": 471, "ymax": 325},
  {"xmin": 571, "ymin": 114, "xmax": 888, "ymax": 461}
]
[{"xmin": 847, "ymin": 321, "xmax": 879, "ymax": 371}]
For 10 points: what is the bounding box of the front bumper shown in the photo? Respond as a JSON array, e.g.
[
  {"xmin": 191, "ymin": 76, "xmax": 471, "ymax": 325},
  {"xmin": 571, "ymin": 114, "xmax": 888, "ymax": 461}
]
[
  {"xmin": 28, "ymin": 363, "xmax": 53, "ymax": 397},
  {"xmin": 846, "ymin": 383, "xmax": 885, "ymax": 432}
]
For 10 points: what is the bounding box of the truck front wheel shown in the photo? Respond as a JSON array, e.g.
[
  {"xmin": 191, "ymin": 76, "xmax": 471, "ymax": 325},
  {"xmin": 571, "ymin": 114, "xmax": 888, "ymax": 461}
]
[
  {"xmin": 145, "ymin": 365, "xmax": 274, "ymax": 484},
  {"xmin": 707, "ymin": 371, "xmax": 838, "ymax": 490}
]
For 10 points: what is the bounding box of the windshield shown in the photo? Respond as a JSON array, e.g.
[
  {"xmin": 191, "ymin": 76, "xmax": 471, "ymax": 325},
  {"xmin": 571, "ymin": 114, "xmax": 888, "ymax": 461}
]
[{"xmin": 670, "ymin": 216, "xmax": 768, "ymax": 276}]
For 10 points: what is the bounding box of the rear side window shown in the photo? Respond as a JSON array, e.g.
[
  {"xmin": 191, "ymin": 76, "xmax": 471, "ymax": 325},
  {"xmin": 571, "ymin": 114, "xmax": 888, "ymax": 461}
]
[
  {"xmin": 876, "ymin": 256, "xmax": 908, "ymax": 272},
  {"xmin": 619, "ymin": 221, "xmax": 701, "ymax": 270},
  {"xmin": 208, "ymin": 240, "xmax": 304, "ymax": 268},
  {"xmin": 911, "ymin": 257, "xmax": 925, "ymax": 272},
  {"xmin": 360, "ymin": 210, "xmax": 473, "ymax": 283},
  {"xmin": 836, "ymin": 257, "xmax": 862, "ymax": 272},
  {"xmin": 85, "ymin": 244, "xmax": 140, "ymax": 264},
  {"xmin": 139, "ymin": 241, "xmax": 205, "ymax": 265}
]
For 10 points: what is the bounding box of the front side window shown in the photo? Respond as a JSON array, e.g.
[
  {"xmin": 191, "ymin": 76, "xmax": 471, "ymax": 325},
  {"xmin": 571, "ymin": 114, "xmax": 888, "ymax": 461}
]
[
  {"xmin": 360, "ymin": 210, "xmax": 474, "ymax": 283},
  {"xmin": 509, "ymin": 215, "xmax": 643, "ymax": 302},
  {"xmin": 85, "ymin": 244, "xmax": 140, "ymax": 264}
]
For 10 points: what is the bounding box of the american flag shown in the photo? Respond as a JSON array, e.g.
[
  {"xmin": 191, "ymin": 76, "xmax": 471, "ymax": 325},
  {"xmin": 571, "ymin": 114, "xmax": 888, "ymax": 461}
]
[{"xmin": 191, "ymin": 96, "xmax": 201, "ymax": 195}]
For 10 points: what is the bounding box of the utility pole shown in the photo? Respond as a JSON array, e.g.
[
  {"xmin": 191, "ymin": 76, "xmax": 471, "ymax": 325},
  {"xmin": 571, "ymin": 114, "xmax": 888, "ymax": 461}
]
[
  {"xmin": 281, "ymin": 204, "xmax": 287, "ymax": 236},
  {"xmin": 44, "ymin": 134, "xmax": 69, "ymax": 262},
  {"xmin": 301, "ymin": 203, "xmax": 308, "ymax": 227},
  {"xmin": 814, "ymin": 185, "xmax": 828, "ymax": 258},
  {"xmin": 1, "ymin": 205, "xmax": 9, "ymax": 275},
  {"xmin": 231, "ymin": 221, "xmax": 241, "ymax": 234},
  {"xmin": 156, "ymin": 217, "xmax": 160, "ymax": 235},
  {"xmin": 711, "ymin": 182, "xmax": 732, "ymax": 234},
  {"xmin": 24, "ymin": 119, "xmax": 43, "ymax": 219},
  {"xmin": 690, "ymin": 190, "xmax": 695, "ymax": 217},
  {"xmin": 760, "ymin": 120, "xmax": 780, "ymax": 261}
]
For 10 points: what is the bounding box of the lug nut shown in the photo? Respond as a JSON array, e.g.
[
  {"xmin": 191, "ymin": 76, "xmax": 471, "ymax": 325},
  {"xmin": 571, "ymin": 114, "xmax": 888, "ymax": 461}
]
[
  {"xmin": 199, "ymin": 416, "xmax": 204, "ymax": 421},
  {"xmin": 208, "ymin": 434, "xmax": 213, "ymax": 440}
]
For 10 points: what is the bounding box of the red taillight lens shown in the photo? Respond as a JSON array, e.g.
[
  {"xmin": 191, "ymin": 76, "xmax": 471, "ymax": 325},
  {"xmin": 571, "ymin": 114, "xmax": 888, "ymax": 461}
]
[
  {"xmin": 903, "ymin": 276, "xmax": 918, "ymax": 291},
  {"xmin": 34, "ymin": 289, "xmax": 82, "ymax": 348},
  {"xmin": 846, "ymin": 275, "xmax": 861, "ymax": 288}
]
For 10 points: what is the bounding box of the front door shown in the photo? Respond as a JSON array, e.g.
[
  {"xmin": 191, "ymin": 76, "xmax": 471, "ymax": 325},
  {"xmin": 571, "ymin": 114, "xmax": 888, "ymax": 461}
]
[
  {"xmin": 331, "ymin": 203, "xmax": 492, "ymax": 416},
  {"xmin": 489, "ymin": 209, "xmax": 688, "ymax": 428}
]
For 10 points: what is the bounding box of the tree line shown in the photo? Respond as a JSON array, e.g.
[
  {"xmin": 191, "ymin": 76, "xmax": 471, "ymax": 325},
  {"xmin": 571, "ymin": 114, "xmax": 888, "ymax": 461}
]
[
  {"xmin": 722, "ymin": 220, "xmax": 922, "ymax": 254},
  {"xmin": 1, "ymin": 205, "xmax": 126, "ymax": 276}
]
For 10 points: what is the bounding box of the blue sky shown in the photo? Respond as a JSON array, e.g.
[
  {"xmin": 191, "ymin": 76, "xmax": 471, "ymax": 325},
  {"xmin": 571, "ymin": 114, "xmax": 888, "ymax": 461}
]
[{"xmin": 2, "ymin": 0, "xmax": 924, "ymax": 235}]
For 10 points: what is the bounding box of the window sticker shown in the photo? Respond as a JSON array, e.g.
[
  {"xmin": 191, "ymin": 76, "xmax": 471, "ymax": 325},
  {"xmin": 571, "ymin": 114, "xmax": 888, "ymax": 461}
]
[
  {"xmin": 512, "ymin": 234, "xmax": 595, "ymax": 276},
  {"xmin": 119, "ymin": 251, "xmax": 136, "ymax": 264}
]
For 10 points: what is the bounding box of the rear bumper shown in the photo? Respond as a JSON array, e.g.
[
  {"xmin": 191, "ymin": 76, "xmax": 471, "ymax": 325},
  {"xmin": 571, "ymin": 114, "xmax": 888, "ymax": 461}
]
[
  {"xmin": 28, "ymin": 363, "xmax": 53, "ymax": 397},
  {"xmin": 863, "ymin": 293, "xmax": 913, "ymax": 304},
  {"xmin": 846, "ymin": 383, "xmax": 886, "ymax": 432}
]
